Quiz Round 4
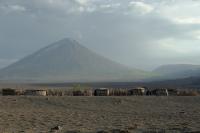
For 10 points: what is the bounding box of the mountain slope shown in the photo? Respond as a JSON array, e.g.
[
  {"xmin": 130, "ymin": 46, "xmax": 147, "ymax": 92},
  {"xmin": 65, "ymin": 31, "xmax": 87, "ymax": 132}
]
[
  {"xmin": 153, "ymin": 64, "xmax": 200, "ymax": 80},
  {"xmin": 0, "ymin": 38, "xmax": 150, "ymax": 82}
]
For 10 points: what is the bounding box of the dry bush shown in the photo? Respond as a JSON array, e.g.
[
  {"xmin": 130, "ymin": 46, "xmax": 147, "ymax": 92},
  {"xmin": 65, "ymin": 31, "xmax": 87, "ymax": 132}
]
[
  {"xmin": 178, "ymin": 90, "xmax": 199, "ymax": 96},
  {"xmin": 83, "ymin": 90, "xmax": 93, "ymax": 96},
  {"xmin": 109, "ymin": 89, "xmax": 129, "ymax": 96},
  {"xmin": 72, "ymin": 89, "xmax": 93, "ymax": 96},
  {"xmin": 46, "ymin": 85, "xmax": 93, "ymax": 96},
  {"xmin": 15, "ymin": 89, "xmax": 25, "ymax": 95},
  {"xmin": 72, "ymin": 84, "xmax": 93, "ymax": 96},
  {"xmin": 47, "ymin": 89, "xmax": 65, "ymax": 96},
  {"xmin": 72, "ymin": 90, "xmax": 84, "ymax": 96},
  {"xmin": 63, "ymin": 89, "xmax": 74, "ymax": 96}
]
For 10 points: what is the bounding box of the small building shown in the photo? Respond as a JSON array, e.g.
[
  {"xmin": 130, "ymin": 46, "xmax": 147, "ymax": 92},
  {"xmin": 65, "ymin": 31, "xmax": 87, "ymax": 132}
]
[
  {"xmin": 2, "ymin": 88, "xmax": 16, "ymax": 96},
  {"xmin": 94, "ymin": 88, "xmax": 110, "ymax": 96},
  {"xmin": 25, "ymin": 89, "xmax": 47, "ymax": 96},
  {"xmin": 129, "ymin": 87, "xmax": 145, "ymax": 96}
]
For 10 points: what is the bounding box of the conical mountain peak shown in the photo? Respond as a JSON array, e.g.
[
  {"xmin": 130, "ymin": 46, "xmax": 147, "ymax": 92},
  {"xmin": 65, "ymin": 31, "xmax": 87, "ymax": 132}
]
[
  {"xmin": 53, "ymin": 38, "xmax": 80, "ymax": 46},
  {"xmin": 0, "ymin": 38, "xmax": 149, "ymax": 82},
  {"xmin": 42, "ymin": 38, "xmax": 83, "ymax": 52}
]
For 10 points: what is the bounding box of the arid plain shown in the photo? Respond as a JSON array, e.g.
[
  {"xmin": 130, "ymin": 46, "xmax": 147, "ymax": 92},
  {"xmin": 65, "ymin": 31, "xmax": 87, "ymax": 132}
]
[{"xmin": 0, "ymin": 96, "xmax": 200, "ymax": 133}]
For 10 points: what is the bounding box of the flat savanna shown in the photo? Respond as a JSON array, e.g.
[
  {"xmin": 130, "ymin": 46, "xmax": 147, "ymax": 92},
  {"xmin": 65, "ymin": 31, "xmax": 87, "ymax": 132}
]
[{"xmin": 0, "ymin": 96, "xmax": 200, "ymax": 133}]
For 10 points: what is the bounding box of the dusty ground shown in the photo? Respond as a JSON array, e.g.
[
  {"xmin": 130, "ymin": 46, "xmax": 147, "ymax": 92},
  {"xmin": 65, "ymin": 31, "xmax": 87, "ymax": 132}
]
[{"xmin": 0, "ymin": 96, "xmax": 200, "ymax": 133}]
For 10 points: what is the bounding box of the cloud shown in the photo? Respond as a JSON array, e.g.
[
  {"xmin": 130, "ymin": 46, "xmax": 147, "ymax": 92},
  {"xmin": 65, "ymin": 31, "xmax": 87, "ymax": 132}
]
[
  {"xmin": 75, "ymin": 0, "xmax": 89, "ymax": 5},
  {"xmin": 128, "ymin": 1, "xmax": 154, "ymax": 15},
  {"xmin": 192, "ymin": 30, "xmax": 200, "ymax": 40},
  {"xmin": 8, "ymin": 5, "xmax": 26, "ymax": 11},
  {"xmin": 0, "ymin": 4, "xmax": 26, "ymax": 13},
  {"xmin": 172, "ymin": 17, "xmax": 200, "ymax": 24},
  {"xmin": 155, "ymin": 0, "xmax": 200, "ymax": 24},
  {"xmin": 99, "ymin": 3, "xmax": 121, "ymax": 9}
]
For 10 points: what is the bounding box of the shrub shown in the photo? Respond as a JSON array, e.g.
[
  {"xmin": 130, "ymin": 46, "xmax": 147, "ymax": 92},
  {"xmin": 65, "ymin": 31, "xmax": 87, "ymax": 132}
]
[{"xmin": 178, "ymin": 90, "xmax": 199, "ymax": 96}]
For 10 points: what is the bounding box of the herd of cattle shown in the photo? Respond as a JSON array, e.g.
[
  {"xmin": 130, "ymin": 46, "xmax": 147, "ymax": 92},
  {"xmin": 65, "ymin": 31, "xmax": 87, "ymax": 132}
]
[{"xmin": 0, "ymin": 87, "xmax": 180, "ymax": 96}]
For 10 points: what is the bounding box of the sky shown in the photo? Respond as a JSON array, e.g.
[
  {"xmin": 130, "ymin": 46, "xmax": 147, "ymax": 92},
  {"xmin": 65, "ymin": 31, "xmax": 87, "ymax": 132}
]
[{"xmin": 0, "ymin": 0, "xmax": 200, "ymax": 70}]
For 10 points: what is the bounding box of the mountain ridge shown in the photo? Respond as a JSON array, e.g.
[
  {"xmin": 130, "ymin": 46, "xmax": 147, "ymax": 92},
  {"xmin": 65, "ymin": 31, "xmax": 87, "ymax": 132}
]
[{"xmin": 151, "ymin": 64, "xmax": 200, "ymax": 81}]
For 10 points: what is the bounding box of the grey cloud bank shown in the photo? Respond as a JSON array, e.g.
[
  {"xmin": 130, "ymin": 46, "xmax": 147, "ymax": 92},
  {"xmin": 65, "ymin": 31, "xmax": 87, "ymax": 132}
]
[{"xmin": 0, "ymin": 0, "xmax": 200, "ymax": 70}]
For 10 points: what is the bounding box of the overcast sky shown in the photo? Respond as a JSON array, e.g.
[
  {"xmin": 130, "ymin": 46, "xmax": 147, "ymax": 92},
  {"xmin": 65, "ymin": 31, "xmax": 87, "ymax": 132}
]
[{"xmin": 0, "ymin": 0, "xmax": 200, "ymax": 70}]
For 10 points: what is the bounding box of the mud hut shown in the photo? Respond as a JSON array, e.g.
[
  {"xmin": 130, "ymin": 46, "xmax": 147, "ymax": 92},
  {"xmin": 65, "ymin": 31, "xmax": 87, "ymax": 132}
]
[
  {"xmin": 25, "ymin": 89, "xmax": 47, "ymax": 96},
  {"xmin": 2, "ymin": 88, "xmax": 16, "ymax": 96},
  {"xmin": 129, "ymin": 87, "xmax": 145, "ymax": 96},
  {"xmin": 94, "ymin": 88, "xmax": 110, "ymax": 96}
]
